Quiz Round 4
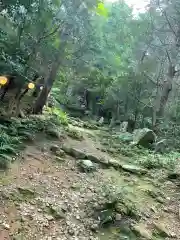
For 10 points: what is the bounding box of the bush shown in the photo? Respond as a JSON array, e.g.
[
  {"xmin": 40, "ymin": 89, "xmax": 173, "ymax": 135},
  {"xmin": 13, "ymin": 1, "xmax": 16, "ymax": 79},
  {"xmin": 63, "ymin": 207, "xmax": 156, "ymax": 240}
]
[{"xmin": 44, "ymin": 107, "xmax": 68, "ymax": 126}]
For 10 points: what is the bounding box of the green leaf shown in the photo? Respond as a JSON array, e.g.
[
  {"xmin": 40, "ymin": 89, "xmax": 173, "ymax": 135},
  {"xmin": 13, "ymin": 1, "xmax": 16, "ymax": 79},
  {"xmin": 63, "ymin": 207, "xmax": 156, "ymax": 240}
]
[{"xmin": 96, "ymin": 2, "xmax": 108, "ymax": 17}]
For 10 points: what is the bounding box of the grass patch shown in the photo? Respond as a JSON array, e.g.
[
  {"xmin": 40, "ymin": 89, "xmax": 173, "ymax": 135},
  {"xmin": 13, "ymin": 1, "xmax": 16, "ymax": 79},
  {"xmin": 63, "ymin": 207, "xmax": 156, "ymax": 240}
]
[{"xmin": 134, "ymin": 152, "xmax": 179, "ymax": 170}]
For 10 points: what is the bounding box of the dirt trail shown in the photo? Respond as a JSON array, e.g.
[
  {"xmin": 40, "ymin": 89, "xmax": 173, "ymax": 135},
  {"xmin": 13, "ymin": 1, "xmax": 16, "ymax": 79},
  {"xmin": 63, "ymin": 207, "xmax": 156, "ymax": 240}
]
[
  {"xmin": 0, "ymin": 134, "xmax": 111, "ymax": 240},
  {"xmin": 0, "ymin": 127, "xmax": 180, "ymax": 240}
]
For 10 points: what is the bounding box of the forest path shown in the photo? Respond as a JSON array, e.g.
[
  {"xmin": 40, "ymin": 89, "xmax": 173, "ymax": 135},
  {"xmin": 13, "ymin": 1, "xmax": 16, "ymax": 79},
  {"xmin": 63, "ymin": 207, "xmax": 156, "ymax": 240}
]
[{"xmin": 0, "ymin": 122, "xmax": 180, "ymax": 240}]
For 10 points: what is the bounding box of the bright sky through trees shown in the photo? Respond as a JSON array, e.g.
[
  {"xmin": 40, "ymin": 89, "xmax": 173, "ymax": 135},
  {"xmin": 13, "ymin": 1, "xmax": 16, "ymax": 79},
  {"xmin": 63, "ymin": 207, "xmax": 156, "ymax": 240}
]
[{"xmin": 107, "ymin": 0, "xmax": 149, "ymax": 12}]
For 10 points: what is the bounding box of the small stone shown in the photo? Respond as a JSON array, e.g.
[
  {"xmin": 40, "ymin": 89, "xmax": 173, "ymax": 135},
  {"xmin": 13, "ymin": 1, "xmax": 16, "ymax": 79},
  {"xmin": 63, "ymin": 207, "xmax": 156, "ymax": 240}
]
[
  {"xmin": 68, "ymin": 228, "xmax": 75, "ymax": 235},
  {"xmin": 49, "ymin": 205, "xmax": 66, "ymax": 219},
  {"xmin": 45, "ymin": 215, "xmax": 54, "ymax": 221},
  {"xmin": 2, "ymin": 223, "xmax": 10, "ymax": 230},
  {"xmin": 56, "ymin": 156, "xmax": 65, "ymax": 162},
  {"xmin": 150, "ymin": 206, "xmax": 156, "ymax": 213},
  {"xmin": 90, "ymin": 223, "xmax": 99, "ymax": 232},
  {"xmin": 78, "ymin": 160, "xmax": 97, "ymax": 172},
  {"xmin": 50, "ymin": 144, "xmax": 59, "ymax": 153},
  {"xmin": 115, "ymin": 213, "xmax": 122, "ymax": 221},
  {"xmin": 156, "ymin": 196, "xmax": 165, "ymax": 204},
  {"xmin": 76, "ymin": 215, "xmax": 80, "ymax": 220}
]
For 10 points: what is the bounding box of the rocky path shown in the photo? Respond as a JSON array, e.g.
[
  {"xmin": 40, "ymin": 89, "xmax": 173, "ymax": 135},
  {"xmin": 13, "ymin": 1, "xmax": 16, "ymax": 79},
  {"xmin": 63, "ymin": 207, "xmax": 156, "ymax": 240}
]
[{"xmin": 0, "ymin": 125, "xmax": 180, "ymax": 240}]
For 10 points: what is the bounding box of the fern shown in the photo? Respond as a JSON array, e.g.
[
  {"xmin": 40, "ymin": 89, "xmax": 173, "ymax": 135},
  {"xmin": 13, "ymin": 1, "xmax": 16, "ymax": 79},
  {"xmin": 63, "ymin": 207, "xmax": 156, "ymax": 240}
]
[
  {"xmin": 0, "ymin": 153, "xmax": 12, "ymax": 169},
  {"xmin": 0, "ymin": 144, "xmax": 17, "ymax": 154}
]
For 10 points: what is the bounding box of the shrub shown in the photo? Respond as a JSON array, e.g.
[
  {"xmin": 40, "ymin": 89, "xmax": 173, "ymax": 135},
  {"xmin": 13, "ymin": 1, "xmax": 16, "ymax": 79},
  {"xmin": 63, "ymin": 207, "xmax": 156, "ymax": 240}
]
[{"xmin": 44, "ymin": 107, "xmax": 68, "ymax": 126}]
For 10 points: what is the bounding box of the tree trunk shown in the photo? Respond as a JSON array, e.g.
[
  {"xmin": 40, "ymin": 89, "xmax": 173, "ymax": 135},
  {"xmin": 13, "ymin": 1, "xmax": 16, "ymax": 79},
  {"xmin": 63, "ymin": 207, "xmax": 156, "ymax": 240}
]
[
  {"xmin": 157, "ymin": 64, "xmax": 175, "ymax": 118},
  {"xmin": 32, "ymin": 29, "xmax": 67, "ymax": 114},
  {"xmin": 33, "ymin": 61, "xmax": 60, "ymax": 114},
  {"xmin": 152, "ymin": 64, "xmax": 175, "ymax": 132}
]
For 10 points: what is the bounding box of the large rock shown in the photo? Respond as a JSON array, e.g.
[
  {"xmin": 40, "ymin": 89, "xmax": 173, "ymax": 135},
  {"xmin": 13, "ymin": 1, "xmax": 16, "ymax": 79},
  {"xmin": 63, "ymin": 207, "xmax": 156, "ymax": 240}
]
[
  {"xmin": 62, "ymin": 146, "xmax": 86, "ymax": 159},
  {"xmin": 78, "ymin": 160, "xmax": 97, "ymax": 172},
  {"xmin": 132, "ymin": 128, "xmax": 156, "ymax": 148},
  {"xmin": 50, "ymin": 144, "xmax": 66, "ymax": 156},
  {"xmin": 154, "ymin": 139, "xmax": 167, "ymax": 153},
  {"xmin": 86, "ymin": 153, "xmax": 109, "ymax": 165},
  {"xmin": 121, "ymin": 164, "xmax": 147, "ymax": 175},
  {"xmin": 108, "ymin": 159, "xmax": 122, "ymax": 168}
]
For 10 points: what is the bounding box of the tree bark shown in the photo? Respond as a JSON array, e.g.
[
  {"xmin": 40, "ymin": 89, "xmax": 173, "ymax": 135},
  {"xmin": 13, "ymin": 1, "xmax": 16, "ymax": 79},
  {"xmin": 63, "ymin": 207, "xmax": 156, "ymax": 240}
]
[
  {"xmin": 156, "ymin": 64, "xmax": 175, "ymax": 118},
  {"xmin": 32, "ymin": 60, "xmax": 60, "ymax": 114}
]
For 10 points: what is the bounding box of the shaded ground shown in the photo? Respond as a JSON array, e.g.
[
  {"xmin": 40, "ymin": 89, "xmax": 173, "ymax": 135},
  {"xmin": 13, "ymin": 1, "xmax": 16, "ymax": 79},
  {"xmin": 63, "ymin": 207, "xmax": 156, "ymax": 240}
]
[{"xmin": 0, "ymin": 122, "xmax": 180, "ymax": 240}]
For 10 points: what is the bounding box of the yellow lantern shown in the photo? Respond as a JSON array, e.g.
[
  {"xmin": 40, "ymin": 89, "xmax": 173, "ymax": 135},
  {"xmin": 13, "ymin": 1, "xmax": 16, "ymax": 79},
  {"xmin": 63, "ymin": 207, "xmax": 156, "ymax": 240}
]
[
  {"xmin": 28, "ymin": 82, "xmax": 35, "ymax": 89},
  {"xmin": 0, "ymin": 76, "xmax": 8, "ymax": 85}
]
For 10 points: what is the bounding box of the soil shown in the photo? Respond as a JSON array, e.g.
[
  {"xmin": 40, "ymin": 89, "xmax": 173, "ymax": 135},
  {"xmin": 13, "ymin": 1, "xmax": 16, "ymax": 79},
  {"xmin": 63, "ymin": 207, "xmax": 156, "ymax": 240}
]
[{"xmin": 0, "ymin": 123, "xmax": 180, "ymax": 240}]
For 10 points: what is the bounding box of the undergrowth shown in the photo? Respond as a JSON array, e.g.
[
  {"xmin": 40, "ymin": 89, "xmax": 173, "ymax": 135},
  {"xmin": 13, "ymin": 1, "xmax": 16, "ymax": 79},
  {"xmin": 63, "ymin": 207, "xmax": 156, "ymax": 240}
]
[
  {"xmin": 0, "ymin": 107, "xmax": 68, "ymax": 169},
  {"xmin": 134, "ymin": 151, "xmax": 179, "ymax": 170},
  {"xmin": 100, "ymin": 131, "xmax": 179, "ymax": 170}
]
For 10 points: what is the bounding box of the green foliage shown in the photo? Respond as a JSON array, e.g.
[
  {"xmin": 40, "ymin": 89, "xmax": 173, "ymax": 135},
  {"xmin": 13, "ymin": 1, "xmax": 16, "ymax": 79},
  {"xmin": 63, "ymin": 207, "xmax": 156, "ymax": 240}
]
[
  {"xmin": 134, "ymin": 152, "xmax": 179, "ymax": 170},
  {"xmin": 96, "ymin": 2, "xmax": 108, "ymax": 17},
  {"xmin": 44, "ymin": 107, "xmax": 68, "ymax": 126}
]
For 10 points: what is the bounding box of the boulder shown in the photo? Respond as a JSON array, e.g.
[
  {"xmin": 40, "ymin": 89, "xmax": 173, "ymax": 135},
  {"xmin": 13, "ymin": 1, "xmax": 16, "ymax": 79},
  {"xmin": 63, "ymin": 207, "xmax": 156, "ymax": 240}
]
[
  {"xmin": 121, "ymin": 164, "xmax": 147, "ymax": 175},
  {"xmin": 108, "ymin": 159, "xmax": 122, "ymax": 168},
  {"xmin": 132, "ymin": 128, "xmax": 156, "ymax": 148},
  {"xmin": 154, "ymin": 139, "xmax": 166, "ymax": 153},
  {"xmin": 62, "ymin": 146, "xmax": 86, "ymax": 159},
  {"xmin": 50, "ymin": 145, "xmax": 65, "ymax": 157},
  {"xmin": 86, "ymin": 154, "xmax": 109, "ymax": 165}
]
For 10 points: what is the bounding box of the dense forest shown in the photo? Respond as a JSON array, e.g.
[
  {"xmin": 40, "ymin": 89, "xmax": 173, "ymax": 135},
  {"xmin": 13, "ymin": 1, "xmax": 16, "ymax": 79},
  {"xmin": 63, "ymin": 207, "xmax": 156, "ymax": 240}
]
[
  {"xmin": 2, "ymin": 1, "xmax": 180, "ymax": 240},
  {"xmin": 1, "ymin": 0, "xmax": 180, "ymax": 148}
]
